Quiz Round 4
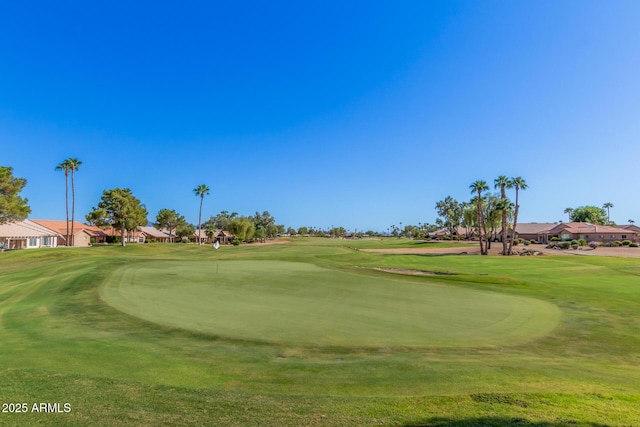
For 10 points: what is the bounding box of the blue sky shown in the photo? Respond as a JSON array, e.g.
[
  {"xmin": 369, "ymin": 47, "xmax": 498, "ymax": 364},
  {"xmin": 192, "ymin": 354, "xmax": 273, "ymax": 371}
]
[{"xmin": 2, "ymin": 1, "xmax": 639, "ymax": 231}]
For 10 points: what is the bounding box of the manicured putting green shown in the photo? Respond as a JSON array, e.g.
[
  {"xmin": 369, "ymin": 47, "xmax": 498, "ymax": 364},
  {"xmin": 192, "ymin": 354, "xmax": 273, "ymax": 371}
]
[{"xmin": 101, "ymin": 260, "xmax": 560, "ymax": 348}]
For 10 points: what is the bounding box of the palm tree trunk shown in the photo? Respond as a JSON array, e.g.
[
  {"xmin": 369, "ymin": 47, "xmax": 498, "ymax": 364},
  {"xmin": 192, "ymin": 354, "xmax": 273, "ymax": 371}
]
[
  {"xmin": 71, "ymin": 169, "xmax": 75, "ymax": 247},
  {"xmin": 476, "ymin": 192, "xmax": 485, "ymax": 255},
  {"xmin": 508, "ymin": 189, "xmax": 519, "ymax": 255},
  {"xmin": 198, "ymin": 196, "xmax": 203, "ymax": 245},
  {"xmin": 501, "ymin": 209, "xmax": 507, "ymax": 255},
  {"xmin": 65, "ymin": 171, "xmax": 69, "ymax": 246}
]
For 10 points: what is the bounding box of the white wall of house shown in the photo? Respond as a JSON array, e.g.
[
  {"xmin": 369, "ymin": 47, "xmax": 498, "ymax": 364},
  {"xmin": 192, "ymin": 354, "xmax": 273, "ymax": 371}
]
[{"xmin": 1, "ymin": 235, "xmax": 57, "ymax": 249}]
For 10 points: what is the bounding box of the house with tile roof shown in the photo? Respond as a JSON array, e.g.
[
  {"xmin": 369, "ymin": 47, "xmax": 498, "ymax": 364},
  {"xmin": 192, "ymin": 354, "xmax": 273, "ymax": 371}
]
[
  {"xmin": 138, "ymin": 226, "xmax": 172, "ymax": 243},
  {"xmin": 31, "ymin": 220, "xmax": 110, "ymax": 246},
  {"xmin": 500, "ymin": 223, "xmax": 556, "ymax": 243},
  {"xmin": 0, "ymin": 220, "xmax": 61, "ymax": 250},
  {"xmin": 541, "ymin": 222, "xmax": 638, "ymax": 243}
]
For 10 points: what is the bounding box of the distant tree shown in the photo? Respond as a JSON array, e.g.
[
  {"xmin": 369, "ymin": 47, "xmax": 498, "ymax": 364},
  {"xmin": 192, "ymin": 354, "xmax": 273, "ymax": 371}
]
[
  {"xmin": 252, "ymin": 211, "xmax": 278, "ymax": 238},
  {"xmin": 564, "ymin": 207, "xmax": 573, "ymax": 222},
  {"xmin": 254, "ymin": 225, "xmax": 267, "ymax": 242},
  {"xmin": 0, "ymin": 166, "xmax": 31, "ymax": 225},
  {"xmin": 435, "ymin": 196, "xmax": 463, "ymax": 240},
  {"xmin": 629, "ymin": 219, "xmax": 635, "ymax": 225},
  {"xmin": 204, "ymin": 223, "xmax": 217, "ymax": 243},
  {"xmin": 507, "ymin": 177, "xmax": 527, "ymax": 255},
  {"xmin": 470, "ymin": 180, "xmax": 489, "ymax": 255},
  {"xmin": 87, "ymin": 188, "xmax": 148, "ymax": 247},
  {"xmin": 602, "ymin": 202, "xmax": 614, "ymax": 223},
  {"xmin": 570, "ymin": 206, "xmax": 608, "ymax": 225},
  {"xmin": 204, "ymin": 211, "xmax": 238, "ymax": 230},
  {"xmin": 176, "ymin": 222, "xmax": 195, "ymax": 241},
  {"xmin": 330, "ymin": 226, "xmax": 347, "ymax": 238},
  {"xmin": 155, "ymin": 209, "xmax": 186, "ymax": 243},
  {"xmin": 494, "ymin": 175, "xmax": 510, "ymax": 255},
  {"xmin": 229, "ymin": 216, "xmax": 256, "ymax": 242},
  {"xmin": 286, "ymin": 227, "xmax": 296, "ymax": 235},
  {"xmin": 297, "ymin": 226, "xmax": 309, "ymax": 235},
  {"xmin": 85, "ymin": 208, "xmax": 110, "ymax": 229},
  {"xmin": 193, "ymin": 184, "xmax": 210, "ymax": 245},
  {"xmin": 483, "ymin": 194, "xmax": 505, "ymax": 248},
  {"xmin": 461, "ymin": 202, "xmax": 476, "ymax": 239}
]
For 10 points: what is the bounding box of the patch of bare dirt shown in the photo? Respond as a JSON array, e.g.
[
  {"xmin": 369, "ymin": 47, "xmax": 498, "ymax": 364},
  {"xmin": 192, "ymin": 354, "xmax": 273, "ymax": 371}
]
[{"xmin": 362, "ymin": 242, "xmax": 640, "ymax": 258}]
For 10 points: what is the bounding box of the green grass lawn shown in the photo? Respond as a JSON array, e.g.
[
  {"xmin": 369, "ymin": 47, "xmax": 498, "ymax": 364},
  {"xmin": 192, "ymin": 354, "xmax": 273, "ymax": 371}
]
[{"xmin": 1, "ymin": 239, "xmax": 639, "ymax": 426}]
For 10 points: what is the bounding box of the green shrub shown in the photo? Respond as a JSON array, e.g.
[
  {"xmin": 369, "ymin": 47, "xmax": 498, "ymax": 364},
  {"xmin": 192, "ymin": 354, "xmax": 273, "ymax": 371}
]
[
  {"xmin": 530, "ymin": 240, "xmax": 537, "ymax": 244},
  {"xmin": 630, "ymin": 242, "xmax": 639, "ymax": 248},
  {"xmin": 550, "ymin": 237, "xmax": 560, "ymax": 242},
  {"xmin": 578, "ymin": 238, "xmax": 587, "ymax": 246},
  {"xmin": 622, "ymin": 240, "xmax": 631, "ymax": 246},
  {"xmin": 232, "ymin": 239, "xmax": 241, "ymax": 246},
  {"xmin": 612, "ymin": 241, "xmax": 622, "ymax": 247},
  {"xmin": 523, "ymin": 240, "xmax": 530, "ymax": 246},
  {"xmin": 571, "ymin": 239, "xmax": 579, "ymax": 246},
  {"xmin": 560, "ymin": 242, "xmax": 571, "ymax": 250}
]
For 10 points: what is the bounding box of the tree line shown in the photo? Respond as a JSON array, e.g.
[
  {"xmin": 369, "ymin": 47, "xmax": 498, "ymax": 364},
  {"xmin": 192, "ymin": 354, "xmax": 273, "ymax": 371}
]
[{"xmin": 435, "ymin": 176, "xmax": 527, "ymax": 255}]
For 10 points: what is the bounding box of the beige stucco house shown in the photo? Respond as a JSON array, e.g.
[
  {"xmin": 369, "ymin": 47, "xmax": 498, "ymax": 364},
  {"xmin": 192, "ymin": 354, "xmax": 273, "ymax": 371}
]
[{"xmin": 0, "ymin": 220, "xmax": 61, "ymax": 250}]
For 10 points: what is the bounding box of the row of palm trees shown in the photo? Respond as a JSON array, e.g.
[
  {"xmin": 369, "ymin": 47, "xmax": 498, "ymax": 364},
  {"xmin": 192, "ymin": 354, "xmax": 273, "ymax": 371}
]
[
  {"xmin": 55, "ymin": 158, "xmax": 82, "ymax": 246},
  {"xmin": 469, "ymin": 176, "xmax": 527, "ymax": 256},
  {"xmin": 56, "ymin": 157, "xmax": 212, "ymax": 246}
]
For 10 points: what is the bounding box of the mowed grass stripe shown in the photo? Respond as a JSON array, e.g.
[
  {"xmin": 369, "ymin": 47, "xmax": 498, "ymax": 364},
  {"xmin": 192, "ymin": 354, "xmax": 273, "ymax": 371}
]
[{"xmin": 101, "ymin": 260, "xmax": 561, "ymax": 348}]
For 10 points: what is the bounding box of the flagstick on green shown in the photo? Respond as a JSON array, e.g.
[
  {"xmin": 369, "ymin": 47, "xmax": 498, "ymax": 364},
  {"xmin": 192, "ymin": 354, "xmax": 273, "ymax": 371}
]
[{"xmin": 214, "ymin": 240, "xmax": 220, "ymax": 273}]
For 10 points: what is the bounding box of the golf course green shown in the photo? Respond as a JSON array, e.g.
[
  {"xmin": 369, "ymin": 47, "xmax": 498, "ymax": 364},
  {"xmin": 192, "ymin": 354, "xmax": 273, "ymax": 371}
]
[
  {"xmin": 101, "ymin": 260, "xmax": 560, "ymax": 347},
  {"xmin": 1, "ymin": 238, "xmax": 639, "ymax": 426}
]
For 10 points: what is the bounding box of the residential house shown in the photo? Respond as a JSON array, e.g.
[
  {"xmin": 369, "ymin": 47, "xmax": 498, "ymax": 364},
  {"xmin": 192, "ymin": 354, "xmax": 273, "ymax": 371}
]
[
  {"xmin": 430, "ymin": 226, "xmax": 475, "ymax": 240},
  {"xmin": 0, "ymin": 220, "xmax": 61, "ymax": 250},
  {"xmin": 31, "ymin": 220, "xmax": 110, "ymax": 247},
  {"xmin": 213, "ymin": 230, "xmax": 234, "ymax": 244},
  {"xmin": 620, "ymin": 224, "xmax": 640, "ymax": 232},
  {"xmin": 541, "ymin": 222, "xmax": 638, "ymax": 244},
  {"xmin": 501, "ymin": 223, "xmax": 556, "ymax": 243},
  {"xmin": 138, "ymin": 226, "xmax": 172, "ymax": 243}
]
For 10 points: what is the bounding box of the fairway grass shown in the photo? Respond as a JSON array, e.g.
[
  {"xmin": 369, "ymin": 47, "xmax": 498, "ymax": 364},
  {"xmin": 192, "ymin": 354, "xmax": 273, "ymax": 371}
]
[
  {"xmin": 1, "ymin": 240, "xmax": 640, "ymax": 426},
  {"xmin": 101, "ymin": 260, "xmax": 560, "ymax": 348}
]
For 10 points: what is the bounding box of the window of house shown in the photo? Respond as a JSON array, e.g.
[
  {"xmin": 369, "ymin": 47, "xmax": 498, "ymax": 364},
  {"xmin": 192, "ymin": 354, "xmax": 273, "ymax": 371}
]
[
  {"xmin": 29, "ymin": 238, "xmax": 37, "ymax": 247},
  {"xmin": 43, "ymin": 237, "xmax": 50, "ymax": 246},
  {"xmin": 622, "ymin": 235, "xmax": 627, "ymax": 239}
]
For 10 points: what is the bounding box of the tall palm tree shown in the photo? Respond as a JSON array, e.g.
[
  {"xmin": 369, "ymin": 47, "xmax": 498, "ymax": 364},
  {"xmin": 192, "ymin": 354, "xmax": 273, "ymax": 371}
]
[
  {"xmin": 507, "ymin": 177, "xmax": 527, "ymax": 255},
  {"xmin": 194, "ymin": 184, "xmax": 210, "ymax": 245},
  {"xmin": 67, "ymin": 158, "xmax": 82, "ymax": 246},
  {"xmin": 494, "ymin": 175, "xmax": 510, "ymax": 255},
  {"xmin": 470, "ymin": 180, "xmax": 489, "ymax": 255},
  {"xmin": 55, "ymin": 159, "xmax": 73, "ymax": 246},
  {"xmin": 602, "ymin": 202, "xmax": 614, "ymax": 223},
  {"xmin": 629, "ymin": 219, "xmax": 635, "ymax": 225},
  {"xmin": 564, "ymin": 207, "xmax": 573, "ymax": 222}
]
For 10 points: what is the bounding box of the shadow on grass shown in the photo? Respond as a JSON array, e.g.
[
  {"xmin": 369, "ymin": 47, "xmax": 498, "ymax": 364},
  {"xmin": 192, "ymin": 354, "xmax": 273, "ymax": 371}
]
[{"xmin": 405, "ymin": 418, "xmax": 610, "ymax": 427}]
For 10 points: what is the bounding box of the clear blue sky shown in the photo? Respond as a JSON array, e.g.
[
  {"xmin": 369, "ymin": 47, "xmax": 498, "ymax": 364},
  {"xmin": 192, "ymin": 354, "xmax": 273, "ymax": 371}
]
[{"xmin": 2, "ymin": 1, "xmax": 639, "ymax": 231}]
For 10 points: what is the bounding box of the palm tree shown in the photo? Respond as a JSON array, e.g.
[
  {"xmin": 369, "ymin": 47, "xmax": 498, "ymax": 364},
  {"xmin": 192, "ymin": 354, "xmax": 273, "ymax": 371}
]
[
  {"xmin": 470, "ymin": 180, "xmax": 489, "ymax": 255},
  {"xmin": 602, "ymin": 202, "xmax": 614, "ymax": 223},
  {"xmin": 494, "ymin": 175, "xmax": 510, "ymax": 255},
  {"xmin": 55, "ymin": 159, "xmax": 73, "ymax": 246},
  {"xmin": 193, "ymin": 184, "xmax": 210, "ymax": 245},
  {"xmin": 564, "ymin": 207, "xmax": 573, "ymax": 222},
  {"xmin": 67, "ymin": 158, "xmax": 82, "ymax": 246},
  {"xmin": 507, "ymin": 177, "xmax": 527, "ymax": 255},
  {"xmin": 629, "ymin": 219, "xmax": 635, "ymax": 225}
]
